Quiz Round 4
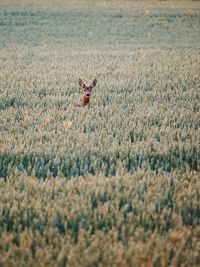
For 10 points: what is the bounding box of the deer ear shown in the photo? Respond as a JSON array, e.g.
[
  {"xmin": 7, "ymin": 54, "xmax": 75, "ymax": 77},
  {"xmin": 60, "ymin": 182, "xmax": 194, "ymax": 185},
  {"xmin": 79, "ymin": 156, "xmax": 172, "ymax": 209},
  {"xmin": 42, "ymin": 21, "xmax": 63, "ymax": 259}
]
[
  {"xmin": 79, "ymin": 78, "xmax": 85, "ymax": 88},
  {"xmin": 91, "ymin": 79, "xmax": 97, "ymax": 88}
]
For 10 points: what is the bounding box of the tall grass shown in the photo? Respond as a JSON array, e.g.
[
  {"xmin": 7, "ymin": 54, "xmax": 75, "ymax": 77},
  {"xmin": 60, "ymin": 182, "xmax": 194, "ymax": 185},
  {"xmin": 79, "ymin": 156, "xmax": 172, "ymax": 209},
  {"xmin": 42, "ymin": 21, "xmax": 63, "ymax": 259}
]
[{"xmin": 0, "ymin": 1, "xmax": 200, "ymax": 266}]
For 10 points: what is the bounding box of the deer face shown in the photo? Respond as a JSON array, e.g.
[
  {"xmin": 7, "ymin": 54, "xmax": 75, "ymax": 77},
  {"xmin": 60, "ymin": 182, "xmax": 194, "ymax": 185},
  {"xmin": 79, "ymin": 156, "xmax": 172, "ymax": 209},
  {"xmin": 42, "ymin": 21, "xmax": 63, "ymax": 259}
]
[{"xmin": 79, "ymin": 78, "xmax": 97, "ymax": 98}]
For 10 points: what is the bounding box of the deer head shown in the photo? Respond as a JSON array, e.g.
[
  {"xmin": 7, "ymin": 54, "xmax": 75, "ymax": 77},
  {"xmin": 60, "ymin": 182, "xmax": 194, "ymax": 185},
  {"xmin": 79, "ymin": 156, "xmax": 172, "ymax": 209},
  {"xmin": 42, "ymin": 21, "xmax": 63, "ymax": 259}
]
[{"xmin": 78, "ymin": 78, "xmax": 97, "ymax": 99}]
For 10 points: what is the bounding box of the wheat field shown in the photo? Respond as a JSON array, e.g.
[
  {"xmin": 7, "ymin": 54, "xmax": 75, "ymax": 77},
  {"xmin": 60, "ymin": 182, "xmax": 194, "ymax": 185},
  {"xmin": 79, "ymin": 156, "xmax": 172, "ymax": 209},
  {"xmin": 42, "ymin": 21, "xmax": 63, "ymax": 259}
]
[{"xmin": 0, "ymin": 1, "xmax": 200, "ymax": 266}]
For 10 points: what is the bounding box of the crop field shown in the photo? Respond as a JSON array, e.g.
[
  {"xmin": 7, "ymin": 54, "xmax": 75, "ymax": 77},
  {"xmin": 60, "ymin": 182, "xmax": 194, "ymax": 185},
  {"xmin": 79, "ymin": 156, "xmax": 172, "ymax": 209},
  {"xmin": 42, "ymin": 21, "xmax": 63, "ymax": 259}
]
[{"xmin": 0, "ymin": 0, "xmax": 200, "ymax": 266}]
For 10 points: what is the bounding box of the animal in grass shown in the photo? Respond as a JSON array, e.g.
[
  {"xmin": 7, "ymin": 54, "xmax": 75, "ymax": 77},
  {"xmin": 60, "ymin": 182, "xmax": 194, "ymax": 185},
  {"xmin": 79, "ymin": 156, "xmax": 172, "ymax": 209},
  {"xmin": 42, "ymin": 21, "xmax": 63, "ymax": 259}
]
[{"xmin": 76, "ymin": 78, "xmax": 97, "ymax": 107}]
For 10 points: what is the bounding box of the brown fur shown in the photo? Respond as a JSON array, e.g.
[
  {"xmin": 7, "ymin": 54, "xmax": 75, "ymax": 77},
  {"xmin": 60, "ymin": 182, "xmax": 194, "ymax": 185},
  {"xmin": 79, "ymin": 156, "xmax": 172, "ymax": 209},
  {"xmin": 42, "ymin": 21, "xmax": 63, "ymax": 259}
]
[{"xmin": 76, "ymin": 78, "xmax": 97, "ymax": 107}]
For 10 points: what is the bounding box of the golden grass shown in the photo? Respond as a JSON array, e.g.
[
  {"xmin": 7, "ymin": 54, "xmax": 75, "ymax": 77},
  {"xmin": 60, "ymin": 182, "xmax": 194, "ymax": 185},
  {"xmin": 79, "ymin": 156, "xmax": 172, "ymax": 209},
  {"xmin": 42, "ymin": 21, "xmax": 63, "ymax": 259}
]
[{"xmin": 0, "ymin": 1, "xmax": 199, "ymax": 266}]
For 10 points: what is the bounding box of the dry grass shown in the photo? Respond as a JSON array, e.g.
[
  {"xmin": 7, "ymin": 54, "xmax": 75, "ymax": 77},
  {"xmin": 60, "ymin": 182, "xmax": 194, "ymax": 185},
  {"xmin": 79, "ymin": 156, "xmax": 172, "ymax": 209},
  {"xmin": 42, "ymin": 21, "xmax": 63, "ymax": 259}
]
[{"xmin": 0, "ymin": 1, "xmax": 200, "ymax": 266}]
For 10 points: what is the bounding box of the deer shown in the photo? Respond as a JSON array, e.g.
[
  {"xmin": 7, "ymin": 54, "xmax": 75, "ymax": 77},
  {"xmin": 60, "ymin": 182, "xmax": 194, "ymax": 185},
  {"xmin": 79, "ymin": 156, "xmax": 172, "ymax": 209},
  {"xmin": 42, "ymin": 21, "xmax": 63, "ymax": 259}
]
[{"xmin": 76, "ymin": 78, "xmax": 97, "ymax": 107}]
